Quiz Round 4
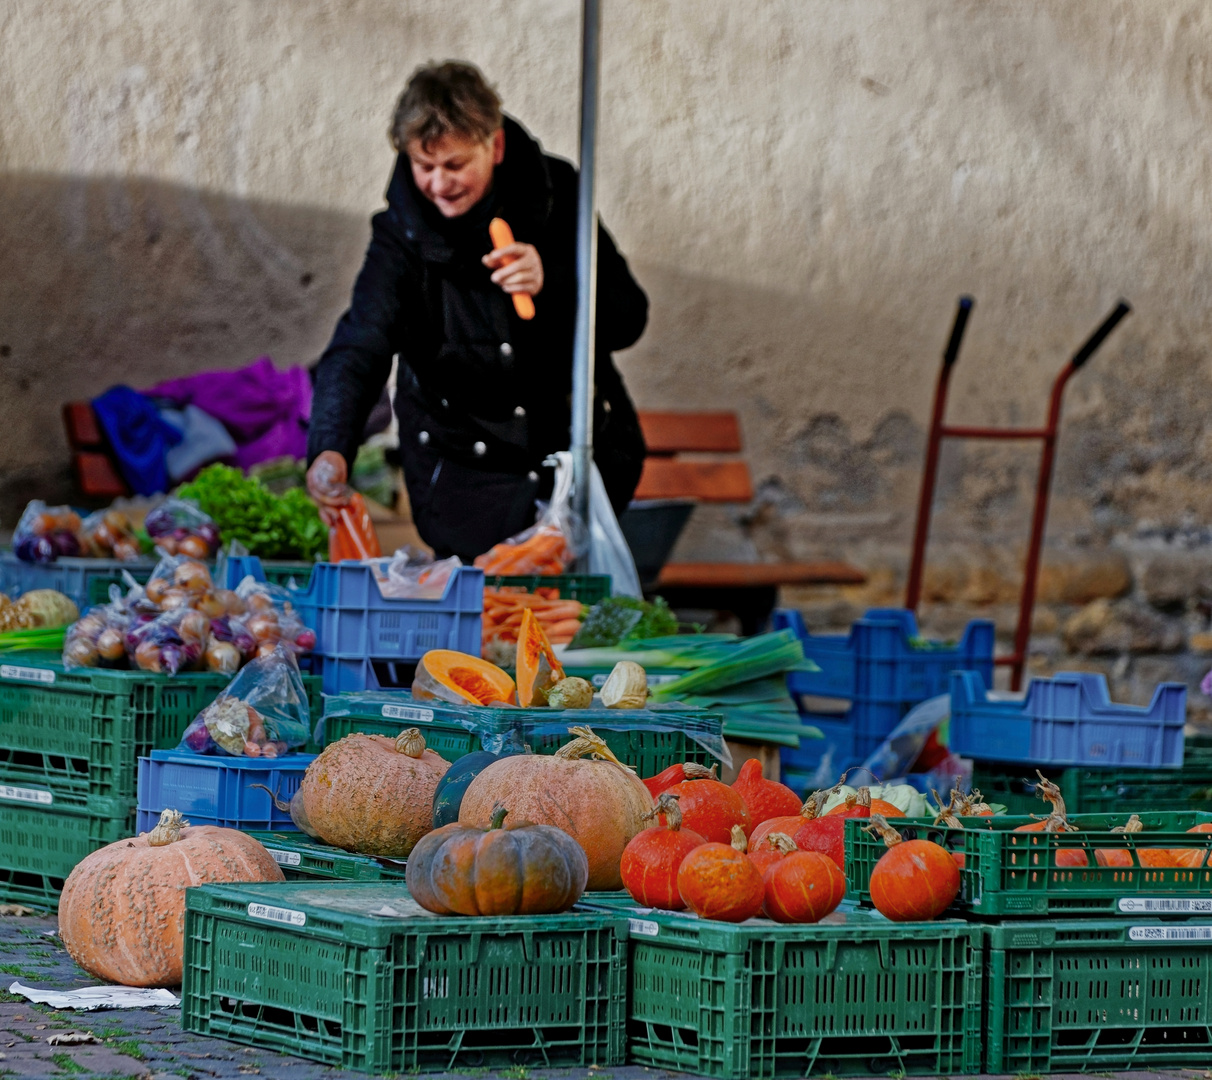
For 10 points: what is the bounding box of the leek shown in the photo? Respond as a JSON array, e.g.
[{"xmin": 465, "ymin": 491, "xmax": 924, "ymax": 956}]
[
  {"xmin": 0, "ymin": 626, "xmax": 67, "ymax": 653},
  {"xmin": 649, "ymin": 631, "xmax": 808, "ymax": 699}
]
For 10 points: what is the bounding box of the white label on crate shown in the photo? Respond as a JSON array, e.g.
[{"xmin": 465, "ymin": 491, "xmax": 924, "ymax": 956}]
[
  {"xmin": 1119, "ymin": 897, "xmax": 1212, "ymax": 914},
  {"xmin": 0, "ymin": 785, "xmax": 52, "ymax": 806},
  {"xmin": 1129, "ymin": 925, "xmax": 1212, "ymax": 942},
  {"xmin": 628, "ymin": 918, "xmax": 660, "ymax": 938},
  {"xmin": 247, "ymin": 902, "xmax": 306, "ymax": 927},
  {"xmin": 381, "ymin": 704, "xmax": 435, "ymax": 723},
  {"xmin": 266, "ymin": 849, "xmax": 302, "ymax": 868},
  {"xmin": 0, "ymin": 665, "xmax": 54, "ymax": 685},
  {"xmin": 590, "ymin": 673, "xmax": 680, "ymax": 689}
]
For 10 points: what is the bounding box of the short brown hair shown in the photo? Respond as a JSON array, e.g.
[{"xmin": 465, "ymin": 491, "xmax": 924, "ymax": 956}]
[{"xmin": 390, "ymin": 61, "xmax": 502, "ymax": 152}]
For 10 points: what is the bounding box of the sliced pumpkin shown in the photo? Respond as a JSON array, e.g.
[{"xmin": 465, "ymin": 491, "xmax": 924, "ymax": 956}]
[
  {"xmin": 412, "ymin": 650, "xmax": 516, "ymax": 706},
  {"xmin": 516, "ymin": 608, "xmax": 565, "ymax": 707}
]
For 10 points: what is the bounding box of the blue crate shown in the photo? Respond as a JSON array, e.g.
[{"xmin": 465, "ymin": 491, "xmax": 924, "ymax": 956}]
[
  {"xmin": 0, "ymin": 551, "xmax": 156, "ymax": 611},
  {"xmin": 225, "ymin": 556, "xmax": 483, "ymax": 695},
  {"xmin": 136, "ymin": 750, "xmax": 315, "ymax": 833},
  {"xmin": 948, "ymin": 669, "xmax": 1186, "ymax": 768}
]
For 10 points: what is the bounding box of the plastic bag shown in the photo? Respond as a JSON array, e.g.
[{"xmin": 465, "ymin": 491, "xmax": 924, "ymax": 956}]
[
  {"xmin": 143, "ymin": 497, "xmax": 220, "ymax": 559},
  {"xmin": 178, "ymin": 645, "xmax": 311, "ymax": 756},
  {"xmin": 474, "ymin": 453, "xmax": 585, "ymax": 576},
  {"xmin": 233, "ymin": 576, "xmax": 316, "ymax": 655},
  {"xmin": 63, "ymin": 597, "xmax": 134, "ymax": 670},
  {"xmin": 586, "ymin": 458, "xmax": 642, "ymax": 597},
  {"xmin": 311, "ymin": 456, "xmax": 382, "ymax": 562},
  {"xmin": 375, "ymin": 546, "xmax": 461, "ymax": 600},
  {"xmin": 12, "ymin": 502, "xmax": 83, "ymax": 563},
  {"xmin": 128, "ymin": 606, "xmax": 211, "ymax": 675},
  {"xmin": 80, "ymin": 508, "xmax": 143, "ymax": 561}
]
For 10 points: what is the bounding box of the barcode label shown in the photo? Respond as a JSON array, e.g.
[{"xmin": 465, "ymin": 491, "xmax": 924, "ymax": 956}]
[
  {"xmin": 628, "ymin": 918, "xmax": 660, "ymax": 937},
  {"xmin": 381, "ymin": 705, "xmax": 434, "ymax": 723},
  {"xmin": 0, "ymin": 665, "xmax": 54, "ymax": 685},
  {"xmin": 1129, "ymin": 925, "xmax": 1212, "ymax": 942},
  {"xmin": 247, "ymin": 902, "xmax": 305, "ymax": 927},
  {"xmin": 591, "ymin": 673, "xmax": 680, "ymax": 689},
  {"xmin": 1120, "ymin": 897, "xmax": 1212, "ymax": 914},
  {"xmin": 0, "ymin": 786, "xmax": 52, "ymax": 806},
  {"xmin": 266, "ymin": 849, "xmax": 302, "ymax": 867}
]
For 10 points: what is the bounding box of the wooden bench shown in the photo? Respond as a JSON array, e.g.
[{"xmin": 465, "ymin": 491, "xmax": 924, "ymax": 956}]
[
  {"xmin": 62, "ymin": 402, "xmax": 130, "ymax": 499},
  {"xmin": 632, "ymin": 410, "xmax": 866, "ymax": 632}
]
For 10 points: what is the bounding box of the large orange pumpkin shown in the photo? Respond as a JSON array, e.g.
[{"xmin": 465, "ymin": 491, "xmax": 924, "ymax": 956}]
[
  {"xmin": 58, "ymin": 810, "xmax": 283, "ymax": 987},
  {"xmin": 458, "ymin": 725, "xmax": 653, "ymax": 890},
  {"xmin": 406, "ymin": 805, "xmax": 588, "ymax": 915},
  {"xmin": 299, "ymin": 728, "xmax": 451, "ymax": 857}
]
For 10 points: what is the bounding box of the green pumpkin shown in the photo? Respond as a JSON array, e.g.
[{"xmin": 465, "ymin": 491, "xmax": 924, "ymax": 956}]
[{"xmin": 432, "ymin": 750, "xmax": 516, "ymax": 828}]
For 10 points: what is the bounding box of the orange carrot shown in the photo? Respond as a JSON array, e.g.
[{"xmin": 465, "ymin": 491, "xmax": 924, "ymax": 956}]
[{"xmin": 488, "ymin": 218, "xmax": 536, "ymax": 320}]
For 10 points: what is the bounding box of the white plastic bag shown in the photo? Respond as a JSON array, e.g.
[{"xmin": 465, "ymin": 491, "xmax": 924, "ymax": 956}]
[{"xmin": 587, "ymin": 460, "xmax": 642, "ymax": 598}]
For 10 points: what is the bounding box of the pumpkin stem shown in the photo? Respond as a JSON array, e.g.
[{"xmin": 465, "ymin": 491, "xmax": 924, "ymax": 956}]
[
  {"xmin": 645, "ymin": 792, "xmax": 683, "ymax": 830},
  {"xmin": 765, "ymin": 832, "xmax": 798, "ymax": 855},
  {"xmin": 1111, "ymin": 813, "xmax": 1144, "ymax": 835},
  {"xmin": 147, "ymin": 808, "xmax": 189, "ymax": 847},
  {"xmin": 395, "ymin": 728, "xmax": 426, "ymax": 758},
  {"xmin": 248, "ymin": 783, "xmax": 291, "ymax": 813},
  {"xmin": 932, "ymin": 788, "xmax": 964, "ymax": 829},
  {"xmin": 488, "ymin": 804, "xmax": 510, "ymax": 831},
  {"xmin": 730, "ymin": 824, "xmax": 748, "ymax": 852},
  {"xmin": 864, "ymin": 813, "xmax": 903, "ymax": 848},
  {"xmin": 554, "ymin": 725, "xmax": 635, "ymax": 771},
  {"xmin": 966, "ymin": 787, "xmax": 994, "ymax": 816},
  {"xmin": 799, "ymin": 785, "xmax": 832, "ymax": 819},
  {"xmin": 683, "ymin": 762, "xmax": 718, "ymax": 780},
  {"xmin": 1031, "ymin": 770, "xmax": 1078, "ymax": 833},
  {"xmin": 845, "ymin": 787, "xmax": 872, "ymax": 812}
]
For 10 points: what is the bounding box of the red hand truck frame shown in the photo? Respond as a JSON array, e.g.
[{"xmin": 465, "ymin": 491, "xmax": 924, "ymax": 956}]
[{"xmin": 905, "ymin": 296, "xmax": 1131, "ymax": 690}]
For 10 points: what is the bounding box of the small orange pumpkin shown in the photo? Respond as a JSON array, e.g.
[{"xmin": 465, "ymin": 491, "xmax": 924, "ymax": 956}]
[
  {"xmin": 866, "ymin": 814, "xmax": 961, "ymax": 921},
  {"xmin": 1171, "ymin": 822, "xmax": 1212, "ymax": 868},
  {"xmin": 620, "ymin": 793, "xmax": 708, "ymax": 909},
  {"xmin": 58, "ymin": 810, "xmax": 283, "ymax": 987},
  {"xmin": 406, "ymin": 805, "xmax": 588, "ymax": 915},
  {"xmin": 1012, "ymin": 772, "xmax": 1088, "ymax": 867},
  {"xmin": 746, "ymin": 831, "xmax": 798, "ymax": 877},
  {"xmin": 663, "ymin": 777, "xmax": 751, "ymax": 843},
  {"xmin": 763, "ymin": 850, "xmax": 845, "ymax": 923},
  {"xmin": 299, "ymin": 728, "xmax": 451, "ymax": 857},
  {"xmin": 1095, "ymin": 815, "xmax": 1178, "ymax": 868},
  {"xmin": 677, "ymin": 825, "xmax": 765, "ymax": 922},
  {"xmin": 515, "ymin": 608, "xmax": 564, "ymax": 706},
  {"xmin": 459, "ymin": 726, "xmax": 653, "ymax": 890}
]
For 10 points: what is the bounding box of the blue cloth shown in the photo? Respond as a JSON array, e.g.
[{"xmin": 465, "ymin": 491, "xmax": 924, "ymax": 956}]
[{"xmin": 91, "ymin": 385, "xmax": 183, "ymax": 496}]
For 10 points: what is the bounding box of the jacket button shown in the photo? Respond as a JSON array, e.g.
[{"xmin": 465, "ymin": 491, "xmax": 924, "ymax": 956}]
[
  {"xmin": 418, "ymin": 431, "xmax": 430, "ymax": 445},
  {"xmin": 527, "ymin": 470, "xmax": 539, "ymax": 482},
  {"xmin": 499, "ymin": 343, "xmax": 513, "ymax": 358},
  {"xmin": 441, "ymin": 398, "xmax": 449, "ymax": 409},
  {"xmin": 473, "ymin": 441, "xmax": 487, "ymax": 457},
  {"xmin": 514, "ymin": 405, "xmax": 526, "ymax": 418}
]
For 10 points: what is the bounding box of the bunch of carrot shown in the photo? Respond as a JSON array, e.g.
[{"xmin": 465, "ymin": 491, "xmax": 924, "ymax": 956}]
[
  {"xmin": 482, "ymin": 587, "xmax": 586, "ymax": 648},
  {"xmin": 474, "ymin": 525, "xmax": 571, "ymax": 576}
]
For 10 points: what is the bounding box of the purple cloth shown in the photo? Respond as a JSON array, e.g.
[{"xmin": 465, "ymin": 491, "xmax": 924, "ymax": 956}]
[{"xmin": 145, "ymin": 357, "xmax": 312, "ymax": 470}]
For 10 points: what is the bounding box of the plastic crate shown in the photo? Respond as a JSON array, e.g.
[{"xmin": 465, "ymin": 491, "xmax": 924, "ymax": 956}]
[
  {"xmin": 844, "ymin": 810, "xmax": 1212, "ymax": 917},
  {"xmin": 950, "ymin": 669, "xmax": 1187, "ymax": 767},
  {"xmin": 0, "ymin": 551, "xmax": 157, "ymax": 611},
  {"xmin": 182, "ymin": 881, "xmax": 626, "ymax": 1073},
  {"xmin": 485, "ymin": 573, "xmax": 611, "ymax": 604},
  {"xmin": 576, "ymin": 898, "xmax": 981, "ymax": 1079},
  {"xmin": 243, "ymin": 830, "xmax": 409, "ymax": 882},
  {"xmin": 986, "ymin": 918, "xmax": 1212, "ymax": 1073},
  {"xmin": 0, "ymin": 794, "xmax": 133, "ymax": 910},
  {"xmin": 773, "ymin": 608, "xmax": 994, "ymax": 774},
  {"xmin": 136, "ymin": 751, "xmax": 315, "ymax": 833},
  {"xmin": 0, "ymin": 661, "xmax": 324, "ymax": 809},
  {"xmin": 320, "ymin": 691, "xmax": 722, "ymax": 775}
]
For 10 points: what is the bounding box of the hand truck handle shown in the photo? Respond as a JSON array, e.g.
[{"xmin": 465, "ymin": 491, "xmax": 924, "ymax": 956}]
[
  {"xmin": 942, "ymin": 296, "xmax": 974, "ymax": 368},
  {"xmin": 1071, "ymin": 300, "xmax": 1131, "ymax": 369}
]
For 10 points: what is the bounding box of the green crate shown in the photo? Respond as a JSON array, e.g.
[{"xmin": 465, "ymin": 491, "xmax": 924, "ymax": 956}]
[
  {"xmin": 320, "ymin": 694, "xmax": 719, "ymax": 776},
  {"xmin": 0, "ymin": 662, "xmax": 325, "ymax": 808},
  {"xmin": 182, "ymin": 882, "xmax": 626, "ymax": 1074},
  {"xmin": 485, "ymin": 573, "xmax": 611, "ymax": 604},
  {"xmin": 0, "ymin": 795, "xmax": 133, "ymax": 911},
  {"xmin": 986, "ymin": 918, "xmax": 1212, "ymax": 1072},
  {"xmin": 845, "ymin": 810, "xmax": 1212, "ymax": 917},
  {"xmin": 244, "ymin": 830, "xmax": 408, "ymax": 882},
  {"xmin": 575, "ymin": 898, "xmax": 980, "ymax": 1079}
]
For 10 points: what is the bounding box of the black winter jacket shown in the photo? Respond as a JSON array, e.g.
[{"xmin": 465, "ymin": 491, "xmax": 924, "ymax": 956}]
[{"xmin": 307, "ymin": 117, "xmax": 649, "ymax": 510}]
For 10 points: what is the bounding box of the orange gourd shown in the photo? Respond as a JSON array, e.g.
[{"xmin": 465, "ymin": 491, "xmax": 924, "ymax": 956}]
[
  {"xmin": 747, "ymin": 831, "xmax": 798, "ymax": 877},
  {"xmin": 299, "ymin": 728, "xmax": 451, "ymax": 857},
  {"xmin": 677, "ymin": 825, "xmax": 765, "ymax": 922},
  {"xmin": 663, "ymin": 776, "xmax": 751, "ymax": 843},
  {"xmin": 731, "ymin": 758, "xmax": 801, "ymax": 825},
  {"xmin": 644, "ymin": 761, "xmax": 717, "ymax": 799},
  {"xmin": 620, "ymin": 793, "xmax": 708, "ymax": 909},
  {"xmin": 763, "ymin": 850, "xmax": 846, "ymax": 923},
  {"xmin": 515, "ymin": 608, "xmax": 564, "ymax": 706},
  {"xmin": 459, "ymin": 726, "xmax": 653, "ymax": 890},
  {"xmin": 866, "ymin": 814, "xmax": 961, "ymax": 921},
  {"xmin": 413, "ymin": 650, "xmax": 516, "ymax": 706},
  {"xmin": 1012, "ymin": 772, "xmax": 1088, "ymax": 867},
  {"xmin": 58, "ymin": 810, "xmax": 283, "ymax": 987},
  {"xmin": 1171, "ymin": 822, "xmax": 1212, "ymax": 868},
  {"xmin": 406, "ymin": 805, "xmax": 588, "ymax": 915},
  {"xmin": 1095, "ymin": 815, "xmax": 1178, "ymax": 868},
  {"xmin": 749, "ymin": 783, "xmax": 838, "ymax": 851},
  {"xmin": 825, "ymin": 787, "xmax": 906, "ymax": 819}
]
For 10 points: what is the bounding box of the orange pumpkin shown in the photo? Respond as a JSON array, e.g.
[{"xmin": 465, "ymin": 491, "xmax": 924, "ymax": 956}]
[
  {"xmin": 866, "ymin": 814, "xmax": 960, "ymax": 921},
  {"xmin": 749, "ymin": 785, "xmax": 832, "ymax": 850},
  {"xmin": 299, "ymin": 728, "xmax": 451, "ymax": 857},
  {"xmin": 644, "ymin": 761, "xmax": 717, "ymax": 799},
  {"xmin": 515, "ymin": 608, "xmax": 564, "ymax": 706},
  {"xmin": 1171, "ymin": 822, "xmax": 1212, "ymax": 868},
  {"xmin": 663, "ymin": 777, "xmax": 751, "ymax": 843},
  {"xmin": 406, "ymin": 805, "xmax": 588, "ymax": 915},
  {"xmin": 763, "ymin": 850, "xmax": 845, "ymax": 923},
  {"xmin": 58, "ymin": 810, "xmax": 283, "ymax": 987},
  {"xmin": 458, "ymin": 726, "xmax": 653, "ymax": 890},
  {"xmin": 1095, "ymin": 815, "xmax": 1178, "ymax": 868},
  {"xmin": 412, "ymin": 650, "xmax": 516, "ymax": 705},
  {"xmin": 746, "ymin": 831, "xmax": 798, "ymax": 877},
  {"xmin": 731, "ymin": 758, "xmax": 801, "ymax": 825},
  {"xmin": 677, "ymin": 826, "xmax": 765, "ymax": 922},
  {"xmin": 1012, "ymin": 773, "xmax": 1087, "ymax": 867},
  {"xmin": 620, "ymin": 793, "xmax": 708, "ymax": 909},
  {"xmin": 824, "ymin": 787, "xmax": 905, "ymax": 819}
]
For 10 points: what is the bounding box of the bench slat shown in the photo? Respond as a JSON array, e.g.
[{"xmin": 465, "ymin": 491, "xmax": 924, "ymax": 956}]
[
  {"xmin": 635, "ymin": 459, "xmax": 754, "ymax": 502},
  {"xmin": 62, "ymin": 402, "xmax": 103, "ymax": 448},
  {"xmin": 638, "ymin": 411, "xmax": 742, "ymax": 454},
  {"xmin": 72, "ymin": 452, "xmax": 129, "ymax": 498},
  {"xmin": 656, "ymin": 561, "xmax": 867, "ymax": 588}
]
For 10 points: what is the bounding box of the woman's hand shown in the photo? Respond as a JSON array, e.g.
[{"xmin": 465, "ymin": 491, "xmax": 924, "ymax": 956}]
[
  {"xmin": 483, "ymin": 242, "xmax": 544, "ymax": 297},
  {"xmin": 306, "ymin": 450, "xmax": 350, "ymax": 528}
]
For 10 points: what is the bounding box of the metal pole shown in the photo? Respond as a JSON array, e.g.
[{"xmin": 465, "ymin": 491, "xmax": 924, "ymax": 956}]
[{"xmin": 570, "ymin": 0, "xmax": 601, "ymax": 531}]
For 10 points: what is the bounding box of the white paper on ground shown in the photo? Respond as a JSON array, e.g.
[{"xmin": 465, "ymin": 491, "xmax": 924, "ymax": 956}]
[{"xmin": 9, "ymin": 981, "xmax": 180, "ymax": 1010}]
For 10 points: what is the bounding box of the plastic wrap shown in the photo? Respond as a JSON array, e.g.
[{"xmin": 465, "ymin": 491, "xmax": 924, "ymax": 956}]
[
  {"xmin": 143, "ymin": 497, "xmax": 220, "ymax": 559},
  {"xmin": 375, "ymin": 546, "xmax": 462, "ymax": 600},
  {"xmin": 12, "ymin": 502, "xmax": 83, "ymax": 564},
  {"xmin": 80, "ymin": 508, "xmax": 143, "ymax": 561}
]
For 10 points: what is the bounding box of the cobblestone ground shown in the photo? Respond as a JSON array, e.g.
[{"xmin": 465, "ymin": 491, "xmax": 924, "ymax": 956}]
[{"xmin": 0, "ymin": 913, "xmax": 1206, "ymax": 1080}]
